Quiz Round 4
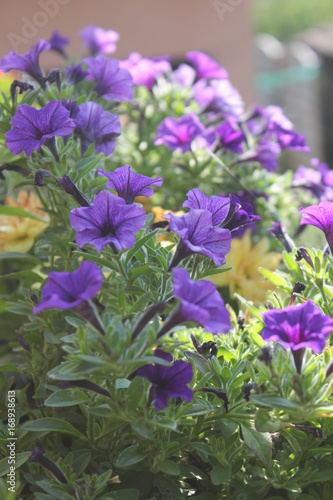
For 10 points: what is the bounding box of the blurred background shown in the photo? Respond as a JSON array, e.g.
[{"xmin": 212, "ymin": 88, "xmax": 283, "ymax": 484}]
[{"xmin": 1, "ymin": 0, "xmax": 333, "ymax": 163}]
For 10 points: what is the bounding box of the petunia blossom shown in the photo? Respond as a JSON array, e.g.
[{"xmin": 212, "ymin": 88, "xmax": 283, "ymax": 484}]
[
  {"xmin": 164, "ymin": 209, "xmax": 231, "ymax": 268},
  {"xmin": 225, "ymin": 194, "xmax": 261, "ymax": 237},
  {"xmin": 173, "ymin": 63, "xmax": 196, "ymax": 87},
  {"xmin": 33, "ymin": 261, "xmax": 103, "ymax": 314},
  {"xmin": 74, "ymin": 102, "xmax": 121, "ymax": 156},
  {"xmin": 5, "ymin": 101, "xmax": 75, "ymax": 157},
  {"xmin": 79, "ymin": 25, "xmax": 119, "ymax": 55},
  {"xmin": 157, "ymin": 268, "xmax": 231, "ymax": 338},
  {"xmin": 183, "ymin": 189, "xmax": 260, "ymax": 236},
  {"xmin": 98, "ymin": 165, "xmax": 162, "ymax": 204},
  {"xmin": 0, "ymin": 39, "xmax": 50, "ymax": 88},
  {"xmin": 48, "ymin": 30, "xmax": 69, "ymax": 57},
  {"xmin": 299, "ymin": 201, "xmax": 333, "ymax": 251},
  {"xmin": 119, "ymin": 52, "xmax": 171, "ymax": 90},
  {"xmin": 70, "ymin": 190, "xmax": 146, "ymax": 252},
  {"xmin": 84, "ymin": 55, "xmax": 133, "ymax": 102},
  {"xmin": 186, "ymin": 51, "xmax": 228, "ymax": 80},
  {"xmin": 136, "ymin": 349, "xmax": 193, "ymax": 411},
  {"xmin": 293, "ymin": 158, "xmax": 333, "ymax": 202},
  {"xmin": 236, "ymin": 136, "xmax": 281, "ymax": 172},
  {"xmin": 261, "ymin": 301, "xmax": 333, "ymax": 366},
  {"xmin": 155, "ymin": 114, "xmax": 207, "ymax": 153},
  {"xmin": 65, "ymin": 63, "xmax": 88, "ymax": 85},
  {"xmin": 216, "ymin": 121, "xmax": 245, "ymax": 153},
  {"xmin": 183, "ymin": 188, "xmax": 230, "ymax": 226},
  {"xmin": 193, "ymin": 79, "xmax": 244, "ymax": 119}
]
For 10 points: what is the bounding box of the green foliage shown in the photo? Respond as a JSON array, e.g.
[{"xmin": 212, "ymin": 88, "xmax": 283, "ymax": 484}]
[{"xmin": 254, "ymin": 0, "xmax": 333, "ymax": 40}]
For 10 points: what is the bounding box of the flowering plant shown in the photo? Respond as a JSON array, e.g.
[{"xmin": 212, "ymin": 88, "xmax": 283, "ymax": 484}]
[{"xmin": 0, "ymin": 27, "xmax": 332, "ymax": 499}]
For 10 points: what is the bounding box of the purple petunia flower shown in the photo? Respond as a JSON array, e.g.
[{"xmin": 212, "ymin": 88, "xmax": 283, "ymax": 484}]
[
  {"xmin": 236, "ymin": 136, "xmax": 281, "ymax": 172},
  {"xmin": 193, "ymin": 79, "xmax": 244, "ymax": 119},
  {"xmin": 65, "ymin": 63, "xmax": 88, "ymax": 85},
  {"xmin": 33, "ymin": 261, "xmax": 103, "ymax": 314},
  {"xmin": 119, "ymin": 52, "xmax": 171, "ymax": 91},
  {"xmin": 293, "ymin": 158, "xmax": 333, "ymax": 201},
  {"xmin": 5, "ymin": 101, "xmax": 75, "ymax": 157},
  {"xmin": 84, "ymin": 55, "xmax": 133, "ymax": 102},
  {"xmin": 79, "ymin": 25, "xmax": 119, "ymax": 55},
  {"xmin": 0, "ymin": 39, "xmax": 50, "ymax": 88},
  {"xmin": 261, "ymin": 301, "xmax": 333, "ymax": 355},
  {"xmin": 173, "ymin": 63, "xmax": 196, "ymax": 87},
  {"xmin": 74, "ymin": 102, "xmax": 121, "ymax": 156},
  {"xmin": 136, "ymin": 349, "xmax": 193, "ymax": 411},
  {"xmin": 172, "ymin": 267, "xmax": 231, "ymax": 334},
  {"xmin": 183, "ymin": 189, "xmax": 260, "ymax": 237},
  {"xmin": 157, "ymin": 268, "xmax": 231, "ymax": 338},
  {"xmin": 155, "ymin": 114, "xmax": 208, "ymax": 153},
  {"xmin": 98, "ymin": 165, "xmax": 162, "ymax": 204},
  {"xmin": 164, "ymin": 209, "xmax": 231, "ymax": 268},
  {"xmin": 48, "ymin": 30, "xmax": 69, "ymax": 57},
  {"xmin": 70, "ymin": 190, "xmax": 146, "ymax": 252},
  {"xmin": 183, "ymin": 188, "xmax": 231, "ymax": 226},
  {"xmin": 216, "ymin": 121, "xmax": 246, "ymax": 153},
  {"xmin": 275, "ymin": 127, "xmax": 309, "ymax": 153},
  {"xmin": 299, "ymin": 201, "xmax": 333, "ymax": 251},
  {"xmin": 186, "ymin": 51, "xmax": 228, "ymax": 80},
  {"xmin": 225, "ymin": 194, "xmax": 261, "ymax": 238}
]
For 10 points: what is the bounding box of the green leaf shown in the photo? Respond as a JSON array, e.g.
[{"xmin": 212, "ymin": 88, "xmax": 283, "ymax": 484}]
[
  {"xmin": 36, "ymin": 480, "xmax": 72, "ymax": 500},
  {"xmin": 0, "ymin": 271, "xmax": 43, "ymax": 283},
  {"xmin": 159, "ymin": 460, "xmax": 180, "ymax": 476},
  {"xmin": 0, "ymin": 452, "xmax": 31, "ymax": 477},
  {"xmin": 0, "ymin": 206, "xmax": 46, "ymax": 221},
  {"xmin": 117, "ymin": 446, "xmax": 146, "ymax": 468},
  {"xmin": 250, "ymin": 394, "xmax": 301, "ymax": 413},
  {"xmin": 23, "ymin": 418, "xmax": 85, "ymax": 439},
  {"xmin": 63, "ymin": 449, "xmax": 92, "ymax": 475},
  {"xmin": 0, "ymin": 252, "xmax": 40, "ymax": 263},
  {"xmin": 210, "ymin": 465, "xmax": 231, "ymax": 485},
  {"xmin": 234, "ymin": 294, "xmax": 263, "ymax": 320},
  {"xmin": 259, "ymin": 268, "xmax": 290, "ymax": 289},
  {"xmin": 184, "ymin": 351, "xmax": 209, "ymax": 374},
  {"xmin": 100, "ymin": 489, "xmax": 140, "ymax": 500},
  {"xmin": 255, "ymin": 409, "xmax": 282, "ymax": 433},
  {"xmin": 241, "ymin": 424, "xmax": 272, "ymax": 464},
  {"xmin": 44, "ymin": 389, "xmax": 90, "ymax": 407}
]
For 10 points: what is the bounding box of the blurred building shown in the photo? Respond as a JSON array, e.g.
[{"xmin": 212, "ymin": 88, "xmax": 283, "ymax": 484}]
[{"xmin": 0, "ymin": 0, "xmax": 254, "ymax": 104}]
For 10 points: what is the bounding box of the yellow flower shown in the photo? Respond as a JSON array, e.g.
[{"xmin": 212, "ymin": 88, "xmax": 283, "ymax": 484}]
[
  {"xmin": 209, "ymin": 230, "xmax": 281, "ymax": 303},
  {"xmin": 0, "ymin": 191, "xmax": 49, "ymax": 253}
]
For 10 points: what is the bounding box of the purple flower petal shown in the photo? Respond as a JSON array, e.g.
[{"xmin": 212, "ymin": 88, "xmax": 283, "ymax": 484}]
[
  {"xmin": 262, "ymin": 301, "xmax": 333, "ymax": 353},
  {"xmin": 136, "ymin": 349, "xmax": 193, "ymax": 411},
  {"xmin": 186, "ymin": 51, "xmax": 228, "ymax": 80},
  {"xmin": 5, "ymin": 101, "xmax": 75, "ymax": 156},
  {"xmin": 80, "ymin": 25, "xmax": 119, "ymax": 55},
  {"xmin": 120, "ymin": 52, "xmax": 171, "ymax": 90},
  {"xmin": 0, "ymin": 39, "xmax": 50, "ymax": 86},
  {"xmin": 74, "ymin": 102, "xmax": 121, "ymax": 156},
  {"xmin": 165, "ymin": 209, "xmax": 231, "ymax": 266},
  {"xmin": 299, "ymin": 201, "xmax": 333, "ymax": 250},
  {"xmin": 98, "ymin": 165, "xmax": 162, "ymax": 204},
  {"xmin": 155, "ymin": 114, "xmax": 206, "ymax": 153},
  {"xmin": 70, "ymin": 190, "xmax": 146, "ymax": 252},
  {"xmin": 173, "ymin": 267, "xmax": 231, "ymax": 334},
  {"xmin": 84, "ymin": 55, "xmax": 133, "ymax": 102},
  {"xmin": 33, "ymin": 261, "xmax": 103, "ymax": 314},
  {"xmin": 183, "ymin": 188, "xmax": 230, "ymax": 226}
]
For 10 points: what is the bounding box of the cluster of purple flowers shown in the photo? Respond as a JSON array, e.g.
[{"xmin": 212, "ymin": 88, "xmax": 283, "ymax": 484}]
[
  {"xmin": 7, "ymin": 26, "xmax": 332, "ymax": 417},
  {"xmin": 1, "ymin": 28, "xmax": 134, "ymax": 159}
]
